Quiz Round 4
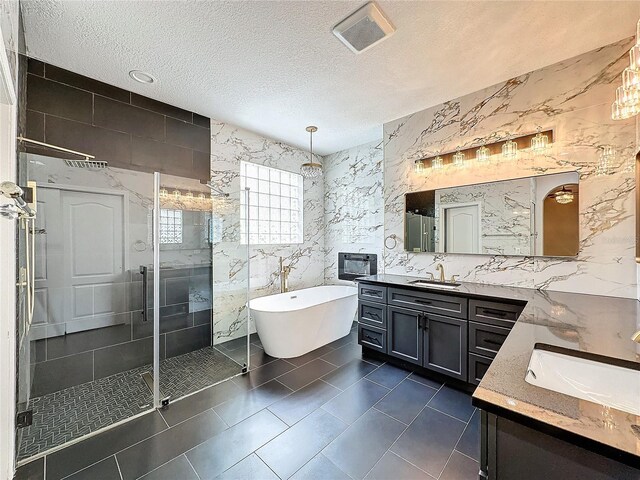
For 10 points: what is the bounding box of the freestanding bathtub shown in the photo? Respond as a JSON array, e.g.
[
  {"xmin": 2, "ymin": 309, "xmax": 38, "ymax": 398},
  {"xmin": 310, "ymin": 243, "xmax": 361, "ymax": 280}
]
[{"xmin": 249, "ymin": 285, "xmax": 358, "ymax": 358}]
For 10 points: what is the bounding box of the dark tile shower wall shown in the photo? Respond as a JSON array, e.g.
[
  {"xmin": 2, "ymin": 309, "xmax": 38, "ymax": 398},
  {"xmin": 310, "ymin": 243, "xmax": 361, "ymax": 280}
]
[
  {"xmin": 22, "ymin": 58, "xmax": 216, "ymax": 396},
  {"xmin": 23, "ymin": 57, "xmax": 211, "ymax": 182},
  {"xmin": 31, "ymin": 267, "xmax": 213, "ymax": 397}
]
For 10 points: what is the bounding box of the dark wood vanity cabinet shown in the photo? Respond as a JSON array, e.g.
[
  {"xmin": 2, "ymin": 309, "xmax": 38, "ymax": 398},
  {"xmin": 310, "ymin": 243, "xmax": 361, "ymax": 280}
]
[
  {"xmin": 423, "ymin": 312, "xmax": 467, "ymax": 380},
  {"xmin": 387, "ymin": 306, "xmax": 423, "ymax": 365},
  {"xmin": 357, "ymin": 280, "xmax": 524, "ymax": 386}
]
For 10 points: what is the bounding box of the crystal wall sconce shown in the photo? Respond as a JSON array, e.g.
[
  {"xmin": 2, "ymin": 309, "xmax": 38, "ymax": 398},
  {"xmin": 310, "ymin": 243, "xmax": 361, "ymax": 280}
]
[
  {"xmin": 476, "ymin": 145, "xmax": 490, "ymax": 162},
  {"xmin": 530, "ymin": 127, "xmax": 550, "ymax": 152},
  {"xmin": 501, "ymin": 137, "xmax": 518, "ymax": 159},
  {"xmin": 452, "ymin": 149, "xmax": 466, "ymax": 167}
]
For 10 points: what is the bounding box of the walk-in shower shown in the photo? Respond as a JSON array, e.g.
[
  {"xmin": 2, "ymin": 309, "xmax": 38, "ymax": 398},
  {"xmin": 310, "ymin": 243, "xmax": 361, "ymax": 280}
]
[{"xmin": 12, "ymin": 143, "xmax": 250, "ymax": 464}]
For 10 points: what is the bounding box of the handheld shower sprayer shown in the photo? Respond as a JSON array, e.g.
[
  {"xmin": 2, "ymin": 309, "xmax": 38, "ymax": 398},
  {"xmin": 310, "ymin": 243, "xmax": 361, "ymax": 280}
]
[{"xmin": 0, "ymin": 181, "xmax": 35, "ymax": 218}]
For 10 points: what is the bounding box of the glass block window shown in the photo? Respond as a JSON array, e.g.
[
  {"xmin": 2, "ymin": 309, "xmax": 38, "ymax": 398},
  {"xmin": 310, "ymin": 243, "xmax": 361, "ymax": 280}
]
[
  {"xmin": 159, "ymin": 209, "xmax": 183, "ymax": 244},
  {"xmin": 240, "ymin": 161, "xmax": 303, "ymax": 245}
]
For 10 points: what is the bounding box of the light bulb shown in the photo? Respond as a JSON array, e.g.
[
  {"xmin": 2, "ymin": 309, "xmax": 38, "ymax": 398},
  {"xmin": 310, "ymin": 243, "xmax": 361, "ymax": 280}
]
[
  {"xmin": 622, "ymin": 68, "xmax": 640, "ymax": 90},
  {"xmin": 630, "ymin": 44, "xmax": 640, "ymax": 71}
]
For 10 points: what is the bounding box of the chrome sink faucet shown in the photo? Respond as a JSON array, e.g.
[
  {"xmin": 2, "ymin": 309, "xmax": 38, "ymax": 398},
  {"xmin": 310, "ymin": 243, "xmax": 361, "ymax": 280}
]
[
  {"xmin": 280, "ymin": 257, "xmax": 291, "ymax": 293},
  {"xmin": 436, "ymin": 263, "xmax": 445, "ymax": 282}
]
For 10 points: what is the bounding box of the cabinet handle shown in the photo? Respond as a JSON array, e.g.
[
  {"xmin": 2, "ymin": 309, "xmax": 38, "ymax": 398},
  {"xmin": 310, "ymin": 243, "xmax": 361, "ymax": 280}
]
[
  {"xmin": 424, "ymin": 315, "xmax": 429, "ymax": 330},
  {"xmin": 417, "ymin": 313, "xmax": 423, "ymax": 330},
  {"xmin": 481, "ymin": 308, "xmax": 507, "ymax": 318},
  {"xmin": 364, "ymin": 334, "xmax": 381, "ymax": 346},
  {"xmin": 414, "ymin": 299, "xmax": 432, "ymax": 305},
  {"xmin": 363, "ymin": 289, "xmax": 381, "ymax": 297},
  {"xmin": 367, "ymin": 311, "xmax": 381, "ymax": 320},
  {"xmin": 482, "ymin": 338, "xmax": 503, "ymax": 347}
]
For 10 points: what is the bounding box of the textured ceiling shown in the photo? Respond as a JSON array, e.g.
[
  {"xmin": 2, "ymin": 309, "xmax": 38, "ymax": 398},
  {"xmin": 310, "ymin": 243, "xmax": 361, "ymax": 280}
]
[{"xmin": 21, "ymin": 1, "xmax": 640, "ymax": 155}]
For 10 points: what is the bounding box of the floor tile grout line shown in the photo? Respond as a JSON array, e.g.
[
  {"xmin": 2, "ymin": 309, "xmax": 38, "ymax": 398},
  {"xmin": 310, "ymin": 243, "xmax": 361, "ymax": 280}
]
[
  {"xmin": 183, "ymin": 454, "xmax": 202, "ymax": 480},
  {"xmin": 361, "ymin": 381, "xmax": 447, "ymax": 479},
  {"xmin": 370, "ymin": 406, "xmax": 410, "ymax": 426},
  {"xmin": 386, "ymin": 450, "xmax": 437, "ymax": 479},
  {"xmin": 454, "ymin": 448, "xmax": 479, "ymax": 463},
  {"xmin": 59, "ymin": 455, "xmax": 116, "ymax": 480},
  {"xmin": 423, "ymin": 404, "xmax": 471, "ymax": 425},
  {"xmin": 435, "ymin": 445, "xmax": 459, "ymax": 479},
  {"xmin": 253, "ymin": 450, "xmax": 284, "ymax": 480},
  {"xmin": 114, "ymin": 455, "xmax": 124, "ymax": 480}
]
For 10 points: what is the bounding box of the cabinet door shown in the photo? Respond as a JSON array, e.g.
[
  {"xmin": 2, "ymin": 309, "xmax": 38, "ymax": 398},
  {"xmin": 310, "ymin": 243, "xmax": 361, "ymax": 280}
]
[
  {"xmin": 387, "ymin": 306, "xmax": 422, "ymax": 365},
  {"xmin": 423, "ymin": 313, "xmax": 468, "ymax": 380}
]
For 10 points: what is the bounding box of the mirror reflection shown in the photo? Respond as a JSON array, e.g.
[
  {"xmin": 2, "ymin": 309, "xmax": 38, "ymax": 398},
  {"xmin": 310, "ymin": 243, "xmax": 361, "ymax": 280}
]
[{"xmin": 405, "ymin": 172, "xmax": 579, "ymax": 257}]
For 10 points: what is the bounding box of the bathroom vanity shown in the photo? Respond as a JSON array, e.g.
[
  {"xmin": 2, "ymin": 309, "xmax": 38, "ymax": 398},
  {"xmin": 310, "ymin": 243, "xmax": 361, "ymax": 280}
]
[{"xmin": 356, "ymin": 274, "xmax": 640, "ymax": 479}]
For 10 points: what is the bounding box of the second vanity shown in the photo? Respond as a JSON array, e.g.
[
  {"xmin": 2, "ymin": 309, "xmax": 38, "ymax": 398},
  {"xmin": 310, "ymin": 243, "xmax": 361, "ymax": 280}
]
[{"xmin": 356, "ymin": 273, "xmax": 640, "ymax": 479}]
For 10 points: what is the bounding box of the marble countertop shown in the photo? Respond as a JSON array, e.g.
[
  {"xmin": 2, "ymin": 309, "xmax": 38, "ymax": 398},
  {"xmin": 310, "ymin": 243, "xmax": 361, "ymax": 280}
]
[{"xmin": 358, "ymin": 274, "xmax": 640, "ymax": 460}]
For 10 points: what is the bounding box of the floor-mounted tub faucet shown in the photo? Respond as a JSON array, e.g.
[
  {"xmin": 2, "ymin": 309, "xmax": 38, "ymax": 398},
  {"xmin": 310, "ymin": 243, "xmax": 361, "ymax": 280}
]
[{"xmin": 280, "ymin": 257, "xmax": 291, "ymax": 293}]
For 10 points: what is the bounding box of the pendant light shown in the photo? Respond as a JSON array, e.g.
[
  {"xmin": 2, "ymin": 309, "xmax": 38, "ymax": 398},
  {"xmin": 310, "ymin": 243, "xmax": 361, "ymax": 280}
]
[
  {"xmin": 301, "ymin": 126, "xmax": 323, "ymax": 178},
  {"xmin": 553, "ymin": 186, "xmax": 574, "ymax": 205}
]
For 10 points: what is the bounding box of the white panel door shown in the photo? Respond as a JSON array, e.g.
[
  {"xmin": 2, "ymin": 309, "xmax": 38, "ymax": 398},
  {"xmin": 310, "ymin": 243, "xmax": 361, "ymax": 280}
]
[
  {"xmin": 445, "ymin": 205, "xmax": 480, "ymax": 254},
  {"xmin": 33, "ymin": 187, "xmax": 126, "ymax": 337},
  {"xmin": 62, "ymin": 190, "xmax": 125, "ymax": 332}
]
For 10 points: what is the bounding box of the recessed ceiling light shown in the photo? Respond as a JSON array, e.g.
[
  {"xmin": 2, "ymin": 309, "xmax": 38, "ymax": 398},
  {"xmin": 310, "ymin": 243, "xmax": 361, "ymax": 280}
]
[{"xmin": 129, "ymin": 70, "xmax": 156, "ymax": 84}]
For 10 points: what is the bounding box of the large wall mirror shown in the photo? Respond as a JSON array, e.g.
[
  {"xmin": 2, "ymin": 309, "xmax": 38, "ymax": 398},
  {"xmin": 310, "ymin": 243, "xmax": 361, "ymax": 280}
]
[{"xmin": 405, "ymin": 171, "xmax": 579, "ymax": 257}]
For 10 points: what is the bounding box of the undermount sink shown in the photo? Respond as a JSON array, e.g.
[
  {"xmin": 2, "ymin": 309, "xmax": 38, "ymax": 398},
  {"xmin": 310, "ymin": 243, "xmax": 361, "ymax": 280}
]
[
  {"xmin": 525, "ymin": 345, "xmax": 640, "ymax": 416},
  {"xmin": 408, "ymin": 279, "xmax": 461, "ymax": 289}
]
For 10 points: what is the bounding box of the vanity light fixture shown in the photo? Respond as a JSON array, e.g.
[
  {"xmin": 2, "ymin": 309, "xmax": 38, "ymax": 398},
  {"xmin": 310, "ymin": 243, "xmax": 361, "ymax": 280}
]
[
  {"xmin": 172, "ymin": 190, "xmax": 180, "ymax": 199},
  {"xmin": 414, "ymin": 159, "xmax": 425, "ymax": 173},
  {"xmin": 159, "ymin": 188, "xmax": 168, "ymax": 198},
  {"xmin": 300, "ymin": 126, "xmax": 323, "ymax": 178},
  {"xmin": 502, "ymin": 137, "xmax": 518, "ymax": 159},
  {"xmin": 476, "ymin": 145, "xmax": 491, "ymax": 162},
  {"xmin": 452, "ymin": 149, "xmax": 466, "ymax": 167},
  {"xmin": 530, "ymin": 127, "xmax": 550, "ymax": 152},
  {"xmin": 612, "ymin": 18, "xmax": 640, "ymax": 120}
]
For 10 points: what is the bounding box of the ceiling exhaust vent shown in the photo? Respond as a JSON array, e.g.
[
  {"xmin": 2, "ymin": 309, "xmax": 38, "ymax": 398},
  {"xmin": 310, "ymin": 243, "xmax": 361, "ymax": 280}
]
[{"xmin": 332, "ymin": 2, "xmax": 395, "ymax": 54}]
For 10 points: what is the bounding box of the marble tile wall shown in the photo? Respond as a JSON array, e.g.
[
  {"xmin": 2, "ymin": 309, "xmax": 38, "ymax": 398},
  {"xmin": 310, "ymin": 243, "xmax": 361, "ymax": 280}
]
[
  {"xmin": 209, "ymin": 122, "xmax": 325, "ymax": 344},
  {"xmin": 323, "ymin": 140, "xmax": 384, "ymax": 285},
  {"xmin": 383, "ymin": 37, "xmax": 637, "ymax": 298}
]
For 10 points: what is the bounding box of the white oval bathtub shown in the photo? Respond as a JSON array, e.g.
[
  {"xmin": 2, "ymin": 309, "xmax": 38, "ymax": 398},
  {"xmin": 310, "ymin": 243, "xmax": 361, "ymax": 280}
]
[{"xmin": 249, "ymin": 285, "xmax": 358, "ymax": 358}]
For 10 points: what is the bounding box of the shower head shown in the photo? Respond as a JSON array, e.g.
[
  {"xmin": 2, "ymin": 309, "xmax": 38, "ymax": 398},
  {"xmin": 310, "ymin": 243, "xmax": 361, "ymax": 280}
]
[
  {"xmin": 64, "ymin": 159, "xmax": 108, "ymax": 170},
  {"xmin": 206, "ymin": 180, "xmax": 229, "ymax": 198},
  {"xmin": 0, "ymin": 181, "xmax": 35, "ymax": 217}
]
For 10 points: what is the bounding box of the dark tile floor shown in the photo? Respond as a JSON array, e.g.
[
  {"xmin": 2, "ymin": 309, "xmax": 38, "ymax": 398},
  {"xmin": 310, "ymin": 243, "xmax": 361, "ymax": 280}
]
[{"xmin": 15, "ymin": 327, "xmax": 480, "ymax": 480}]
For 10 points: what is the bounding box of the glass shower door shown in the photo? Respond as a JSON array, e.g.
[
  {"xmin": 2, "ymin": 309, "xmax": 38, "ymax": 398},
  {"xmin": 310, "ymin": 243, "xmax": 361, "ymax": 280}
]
[
  {"xmin": 153, "ymin": 172, "xmax": 247, "ymax": 405},
  {"xmin": 15, "ymin": 151, "xmax": 157, "ymax": 462}
]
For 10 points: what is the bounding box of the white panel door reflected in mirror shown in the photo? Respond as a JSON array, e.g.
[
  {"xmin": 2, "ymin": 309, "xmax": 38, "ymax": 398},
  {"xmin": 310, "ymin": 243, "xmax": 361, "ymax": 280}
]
[{"xmin": 404, "ymin": 171, "xmax": 579, "ymax": 257}]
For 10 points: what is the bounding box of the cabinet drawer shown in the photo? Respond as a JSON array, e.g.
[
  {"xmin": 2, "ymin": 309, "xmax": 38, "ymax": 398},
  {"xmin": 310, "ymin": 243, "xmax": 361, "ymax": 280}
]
[
  {"xmin": 469, "ymin": 299, "xmax": 524, "ymax": 328},
  {"xmin": 358, "ymin": 323, "xmax": 387, "ymax": 353},
  {"xmin": 358, "ymin": 283, "xmax": 387, "ymax": 304},
  {"xmin": 469, "ymin": 322, "xmax": 510, "ymax": 359},
  {"xmin": 389, "ymin": 288, "xmax": 467, "ymax": 319},
  {"xmin": 358, "ymin": 300, "xmax": 387, "ymax": 328},
  {"xmin": 469, "ymin": 353, "xmax": 493, "ymax": 386}
]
